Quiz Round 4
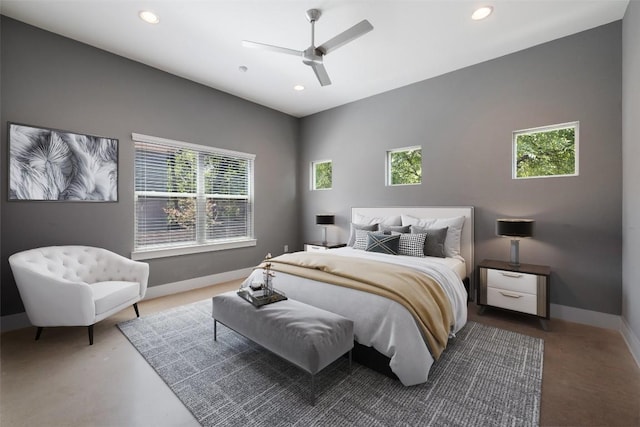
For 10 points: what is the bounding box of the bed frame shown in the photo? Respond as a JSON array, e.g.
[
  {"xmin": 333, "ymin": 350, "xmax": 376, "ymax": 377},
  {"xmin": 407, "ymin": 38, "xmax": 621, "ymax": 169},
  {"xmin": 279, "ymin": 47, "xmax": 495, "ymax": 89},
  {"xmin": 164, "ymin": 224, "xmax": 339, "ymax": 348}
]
[{"xmin": 351, "ymin": 206, "xmax": 475, "ymax": 279}]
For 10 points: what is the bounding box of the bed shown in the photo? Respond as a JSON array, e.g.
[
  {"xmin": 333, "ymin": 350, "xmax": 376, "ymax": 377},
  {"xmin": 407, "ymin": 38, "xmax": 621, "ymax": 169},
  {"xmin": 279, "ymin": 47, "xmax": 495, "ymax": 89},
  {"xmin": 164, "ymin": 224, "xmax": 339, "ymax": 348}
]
[{"xmin": 242, "ymin": 206, "xmax": 474, "ymax": 386}]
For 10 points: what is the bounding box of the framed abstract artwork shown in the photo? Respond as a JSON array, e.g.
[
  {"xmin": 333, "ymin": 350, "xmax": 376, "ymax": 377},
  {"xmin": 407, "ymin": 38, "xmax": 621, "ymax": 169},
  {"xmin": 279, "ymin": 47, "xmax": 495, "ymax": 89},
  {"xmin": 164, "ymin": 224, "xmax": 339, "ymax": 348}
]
[{"xmin": 8, "ymin": 122, "xmax": 118, "ymax": 201}]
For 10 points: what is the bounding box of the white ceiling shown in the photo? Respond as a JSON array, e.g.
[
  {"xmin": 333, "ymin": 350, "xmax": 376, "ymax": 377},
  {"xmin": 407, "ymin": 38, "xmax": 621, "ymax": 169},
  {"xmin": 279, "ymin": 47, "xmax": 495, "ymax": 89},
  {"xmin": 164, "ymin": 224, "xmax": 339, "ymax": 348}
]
[{"xmin": 0, "ymin": 1, "xmax": 629, "ymax": 118}]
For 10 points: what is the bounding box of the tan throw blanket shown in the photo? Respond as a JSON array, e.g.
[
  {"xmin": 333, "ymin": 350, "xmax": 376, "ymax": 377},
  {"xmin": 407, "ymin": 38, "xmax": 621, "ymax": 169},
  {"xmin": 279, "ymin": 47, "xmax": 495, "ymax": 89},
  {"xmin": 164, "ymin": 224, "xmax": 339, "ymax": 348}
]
[{"xmin": 261, "ymin": 252, "xmax": 454, "ymax": 359}]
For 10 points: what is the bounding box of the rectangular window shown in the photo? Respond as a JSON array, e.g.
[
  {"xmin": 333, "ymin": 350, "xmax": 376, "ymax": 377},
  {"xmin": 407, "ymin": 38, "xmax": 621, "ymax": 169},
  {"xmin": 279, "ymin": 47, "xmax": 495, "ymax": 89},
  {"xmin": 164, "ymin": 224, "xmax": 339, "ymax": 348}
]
[
  {"xmin": 387, "ymin": 146, "xmax": 422, "ymax": 186},
  {"xmin": 513, "ymin": 122, "xmax": 579, "ymax": 179},
  {"xmin": 311, "ymin": 160, "xmax": 332, "ymax": 190},
  {"xmin": 132, "ymin": 133, "xmax": 255, "ymax": 260}
]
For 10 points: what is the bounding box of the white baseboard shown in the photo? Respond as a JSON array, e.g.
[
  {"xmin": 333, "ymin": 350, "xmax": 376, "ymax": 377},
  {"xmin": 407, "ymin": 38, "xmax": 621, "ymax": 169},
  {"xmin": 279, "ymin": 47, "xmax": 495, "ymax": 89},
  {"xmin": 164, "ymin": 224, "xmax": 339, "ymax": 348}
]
[
  {"xmin": 621, "ymin": 318, "xmax": 640, "ymax": 368},
  {"xmin": 550, "ymin": 303, "xmax": 621, "ymax": 330},
  {"xmin": 143, "ymin": 267, "xmax": 252, "ymax": 300},
  {"xmin": 0, "ymin": 267, "xmax": 253, "ymax": 333}
]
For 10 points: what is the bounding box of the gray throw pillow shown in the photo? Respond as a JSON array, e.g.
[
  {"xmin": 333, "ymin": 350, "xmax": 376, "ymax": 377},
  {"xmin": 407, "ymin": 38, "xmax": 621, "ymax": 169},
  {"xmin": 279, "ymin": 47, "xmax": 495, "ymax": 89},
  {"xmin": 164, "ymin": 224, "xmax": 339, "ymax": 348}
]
[
  {"xmin": 348, "ymin": 223, "xmax": 379, "ymax": 246},
  {"xmin": 379, "ymin": 224, "xmax": 411, "ymax": 234},
  {"xmin": 410, "ymin": 225, "xmax": 448, "ymax": 258}
]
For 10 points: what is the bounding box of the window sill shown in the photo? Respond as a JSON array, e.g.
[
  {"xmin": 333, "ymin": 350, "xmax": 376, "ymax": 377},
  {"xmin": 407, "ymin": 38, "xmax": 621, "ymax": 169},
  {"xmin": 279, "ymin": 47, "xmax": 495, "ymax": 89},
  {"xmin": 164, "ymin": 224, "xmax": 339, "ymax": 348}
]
[{"xmin": 131, "ymin": 238, "xmax": 257, "ymax": 261}]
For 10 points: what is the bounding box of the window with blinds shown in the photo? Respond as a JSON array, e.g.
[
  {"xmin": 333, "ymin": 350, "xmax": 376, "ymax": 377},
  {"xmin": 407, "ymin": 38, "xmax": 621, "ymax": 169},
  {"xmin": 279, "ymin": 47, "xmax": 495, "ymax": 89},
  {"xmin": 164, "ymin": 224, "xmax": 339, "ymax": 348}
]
[{"xmin": 132, "ymin": 133, "xmax": 255, "ymax": 259}]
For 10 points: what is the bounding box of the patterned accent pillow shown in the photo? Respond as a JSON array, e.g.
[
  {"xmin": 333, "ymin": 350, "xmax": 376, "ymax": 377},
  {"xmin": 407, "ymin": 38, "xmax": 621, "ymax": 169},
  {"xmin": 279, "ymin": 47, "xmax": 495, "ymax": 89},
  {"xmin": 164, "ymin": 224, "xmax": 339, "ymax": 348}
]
[
  {"xmin": 410, "ymin": 225, "xmax": 448, "ymax": 258},
  {"xmin": 354, "ymin": 229, "xmax": 372, "ymax": 250},
  {"xmin": 398, "ymin": 233, "xmax": 427, "ymax": 257},
  {"xmin": 365, "ymin": 233, "xmax": 400, "ymax": 255},
  {"xmin": 348, "ymin": 223, "xmax": 379, "ymax": 246}
]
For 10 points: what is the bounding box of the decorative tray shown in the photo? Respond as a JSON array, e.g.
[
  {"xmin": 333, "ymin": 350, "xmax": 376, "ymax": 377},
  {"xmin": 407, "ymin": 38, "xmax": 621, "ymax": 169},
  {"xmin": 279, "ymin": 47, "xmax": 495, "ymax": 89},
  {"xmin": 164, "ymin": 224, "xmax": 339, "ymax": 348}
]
[{"xmin": 237, "ymin": 289, "xmax": 287, "ymax": 307}]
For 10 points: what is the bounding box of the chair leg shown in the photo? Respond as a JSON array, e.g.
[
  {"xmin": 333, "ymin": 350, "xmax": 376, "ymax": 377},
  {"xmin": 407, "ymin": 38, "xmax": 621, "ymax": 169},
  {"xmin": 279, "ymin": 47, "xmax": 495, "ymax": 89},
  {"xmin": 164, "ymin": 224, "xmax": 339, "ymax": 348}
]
[
  {"xmin": 133, "ymin": 303, "xmax": 140, "ymax": 318},
  {"xmin": 88, "ymin": 325, "xmax": 94, "ymax": 345},
  {"xmin": 35, "ymin": 327, "xmax": 43, "ymax": 341}
]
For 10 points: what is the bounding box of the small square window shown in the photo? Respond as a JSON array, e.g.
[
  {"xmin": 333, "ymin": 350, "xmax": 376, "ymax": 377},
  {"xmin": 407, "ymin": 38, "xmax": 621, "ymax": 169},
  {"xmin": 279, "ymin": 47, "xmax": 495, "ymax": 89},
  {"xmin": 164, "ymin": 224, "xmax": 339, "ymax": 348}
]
[
  {"xmin": 387, "ymin": 146, "xmax": 422, "ymax": 186},
  {"xmin": 311, "ymin": 160, "xmax": 332, "ymax": 190},
  {"xmin": 513, "ymin": 122, "xmax": 579, "ymax": 179}
]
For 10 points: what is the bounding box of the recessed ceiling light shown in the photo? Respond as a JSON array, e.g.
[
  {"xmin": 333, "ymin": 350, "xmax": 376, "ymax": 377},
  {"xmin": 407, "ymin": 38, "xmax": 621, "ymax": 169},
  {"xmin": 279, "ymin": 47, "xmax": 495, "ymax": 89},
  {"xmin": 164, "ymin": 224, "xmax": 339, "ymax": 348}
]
[
  {"xmin": 471, "ymin": 6, "xmax": 493, "ymax": 21},
  {"xmin": 139, "ymin": 10, "xmax": 160, "ymax": 24},
  {"xmin": 293, "ymin": 85, "xmax": 305, "ymax": 91}
]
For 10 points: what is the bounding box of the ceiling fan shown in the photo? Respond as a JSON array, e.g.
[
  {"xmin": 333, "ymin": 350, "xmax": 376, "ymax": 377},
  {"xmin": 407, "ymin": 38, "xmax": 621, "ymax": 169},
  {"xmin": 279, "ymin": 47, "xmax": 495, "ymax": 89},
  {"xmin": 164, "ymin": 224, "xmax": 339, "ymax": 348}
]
[{"xmin": 242, "ymin": 9, "xmax": 373, "ymax": 87}]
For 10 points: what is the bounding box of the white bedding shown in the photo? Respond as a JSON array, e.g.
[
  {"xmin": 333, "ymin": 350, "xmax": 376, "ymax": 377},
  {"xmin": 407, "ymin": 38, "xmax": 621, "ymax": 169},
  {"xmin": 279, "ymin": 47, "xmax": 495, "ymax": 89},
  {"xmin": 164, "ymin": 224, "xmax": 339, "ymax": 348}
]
[{"xmin": 242, "ymin": 247, "xmax": 468, "ymax": 386}]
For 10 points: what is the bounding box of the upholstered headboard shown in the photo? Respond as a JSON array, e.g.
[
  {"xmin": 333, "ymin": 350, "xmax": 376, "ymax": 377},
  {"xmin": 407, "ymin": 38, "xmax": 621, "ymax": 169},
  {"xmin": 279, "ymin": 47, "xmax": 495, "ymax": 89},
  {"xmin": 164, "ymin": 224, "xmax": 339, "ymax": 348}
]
[{"xmin": 351, "ymin": 206, "xmax": 474, "ymax": 279}]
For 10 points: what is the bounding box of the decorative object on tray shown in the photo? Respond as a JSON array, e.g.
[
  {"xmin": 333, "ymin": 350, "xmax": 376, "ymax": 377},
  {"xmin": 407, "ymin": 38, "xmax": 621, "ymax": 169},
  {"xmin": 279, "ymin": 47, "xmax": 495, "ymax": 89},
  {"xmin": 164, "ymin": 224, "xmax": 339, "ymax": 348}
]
[
  {"xmin": 8, "ymin": 122, "xmax": 118, "ymax": 201},
  {"xmin": 238, "ymin": 253, "xmax": 287, "ymax": 307}
]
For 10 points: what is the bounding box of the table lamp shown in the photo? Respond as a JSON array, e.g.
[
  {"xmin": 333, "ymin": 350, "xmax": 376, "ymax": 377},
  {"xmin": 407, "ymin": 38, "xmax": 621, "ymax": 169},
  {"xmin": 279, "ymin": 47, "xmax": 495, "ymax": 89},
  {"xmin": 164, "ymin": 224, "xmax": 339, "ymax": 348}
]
[
  {"xmin": 315, "ymin": 214, "xmax": 335, "ymax": 245},
  {"xmin": 496, "ymin": 218, "xmax": 535, "ymax": 267}
]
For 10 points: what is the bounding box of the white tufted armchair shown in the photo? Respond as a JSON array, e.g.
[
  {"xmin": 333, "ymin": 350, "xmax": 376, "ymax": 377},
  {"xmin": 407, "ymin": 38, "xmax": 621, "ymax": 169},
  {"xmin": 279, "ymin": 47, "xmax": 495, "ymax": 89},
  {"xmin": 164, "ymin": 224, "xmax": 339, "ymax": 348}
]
[{"xmin": 9, "ymin": 246, "xmax": 149, "ymax": 345}]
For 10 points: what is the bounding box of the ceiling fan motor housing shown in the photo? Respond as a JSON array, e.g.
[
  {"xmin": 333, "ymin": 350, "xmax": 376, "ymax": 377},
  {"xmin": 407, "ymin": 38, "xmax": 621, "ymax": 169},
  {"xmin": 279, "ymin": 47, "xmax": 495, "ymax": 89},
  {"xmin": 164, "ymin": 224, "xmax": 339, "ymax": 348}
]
[
  {"xmin": 306, "ymin": 9, "xmax": 321, "ymax": 23},
  {"xmin": 303, "ymin": 47, "xmax": 324, "ymax": 65}
]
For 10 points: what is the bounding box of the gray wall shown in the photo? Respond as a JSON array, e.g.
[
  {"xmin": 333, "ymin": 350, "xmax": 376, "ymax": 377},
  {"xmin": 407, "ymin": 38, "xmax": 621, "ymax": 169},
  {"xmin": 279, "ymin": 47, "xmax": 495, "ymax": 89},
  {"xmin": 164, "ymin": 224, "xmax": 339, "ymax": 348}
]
[
  {"xmin": 299, "ymin": 22, "xmax": 622, "ymax": 315},
  {"xmin": 622, "ymin": 3, "xmax": 640, "ymax": 342},
  {"xmin": 0, "ymin": 17, "xmax": 300, "ymax": 316}
]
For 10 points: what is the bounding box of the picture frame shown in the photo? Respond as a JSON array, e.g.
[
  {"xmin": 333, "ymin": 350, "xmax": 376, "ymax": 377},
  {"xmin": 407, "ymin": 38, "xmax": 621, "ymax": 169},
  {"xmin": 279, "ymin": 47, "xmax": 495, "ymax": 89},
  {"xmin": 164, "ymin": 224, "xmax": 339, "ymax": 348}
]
[{"xmin": 8, "ymin": 122, "xmax": 118, "ymax": 201}]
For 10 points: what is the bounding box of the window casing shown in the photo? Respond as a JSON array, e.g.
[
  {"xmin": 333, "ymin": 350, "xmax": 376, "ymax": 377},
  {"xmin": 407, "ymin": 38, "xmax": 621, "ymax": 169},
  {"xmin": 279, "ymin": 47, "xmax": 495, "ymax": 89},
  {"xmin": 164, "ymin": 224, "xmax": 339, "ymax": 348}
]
[
  {"xmin": 132, "ymin": 133, "xmax": 255, "ymax": 260},
  {"xmin": 513, "ymin": 122, "xmax": 579, "ymax": 179},
  {"xmin": 311, "ymin": 160, "xmax": 332, "ymax": 190},
  {"xmin": 386, "ymin": 146, "xmax": 422, "ymax": 186}
]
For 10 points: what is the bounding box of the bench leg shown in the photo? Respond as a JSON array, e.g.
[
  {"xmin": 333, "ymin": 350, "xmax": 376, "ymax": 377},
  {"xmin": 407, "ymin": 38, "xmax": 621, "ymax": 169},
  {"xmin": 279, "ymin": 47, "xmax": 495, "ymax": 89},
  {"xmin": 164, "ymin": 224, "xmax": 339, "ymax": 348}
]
[{"xmin": 214, "ymin": 319, "xmax": 217, "ymax": 341}]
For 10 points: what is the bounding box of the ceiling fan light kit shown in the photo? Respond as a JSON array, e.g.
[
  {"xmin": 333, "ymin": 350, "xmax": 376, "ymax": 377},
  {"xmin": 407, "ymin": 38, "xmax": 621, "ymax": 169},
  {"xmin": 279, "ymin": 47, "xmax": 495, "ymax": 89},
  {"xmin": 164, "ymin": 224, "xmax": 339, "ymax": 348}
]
[{"xmin": 242, "ymin": 8, "xmax": 373, "ymax": 87}]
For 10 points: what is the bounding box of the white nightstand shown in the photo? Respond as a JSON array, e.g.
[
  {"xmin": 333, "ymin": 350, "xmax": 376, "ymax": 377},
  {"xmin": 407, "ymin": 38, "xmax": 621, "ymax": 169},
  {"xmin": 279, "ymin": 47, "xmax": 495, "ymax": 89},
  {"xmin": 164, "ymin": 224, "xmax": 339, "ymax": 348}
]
[
  {"xmin": 304, "ymin": 242, "xmax": 347, "ymax": 252},
  {"xmin": 477, "ymin": 259, "xmax": 551, "ymax": 330}
]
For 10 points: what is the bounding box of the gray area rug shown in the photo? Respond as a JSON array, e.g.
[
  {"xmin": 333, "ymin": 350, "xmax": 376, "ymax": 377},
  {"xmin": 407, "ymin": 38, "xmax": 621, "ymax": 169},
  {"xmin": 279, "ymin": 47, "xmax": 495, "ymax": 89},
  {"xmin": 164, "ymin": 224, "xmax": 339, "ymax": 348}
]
[{"xmin": 118, "ymin": 299, "xmax": 543, "ymax": 427}]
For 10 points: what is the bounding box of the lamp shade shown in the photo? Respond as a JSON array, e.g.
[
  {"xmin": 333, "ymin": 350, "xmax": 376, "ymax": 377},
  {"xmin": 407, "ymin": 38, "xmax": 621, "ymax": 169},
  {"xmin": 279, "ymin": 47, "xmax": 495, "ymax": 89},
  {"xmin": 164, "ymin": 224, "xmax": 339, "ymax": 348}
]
[
  {"xmin": 315, "ymin": 214, "xmax": 335, "ymax": 225},
  {"xmin": 496, "ymin": 219, "xmax": 534, "ymax": 238}
]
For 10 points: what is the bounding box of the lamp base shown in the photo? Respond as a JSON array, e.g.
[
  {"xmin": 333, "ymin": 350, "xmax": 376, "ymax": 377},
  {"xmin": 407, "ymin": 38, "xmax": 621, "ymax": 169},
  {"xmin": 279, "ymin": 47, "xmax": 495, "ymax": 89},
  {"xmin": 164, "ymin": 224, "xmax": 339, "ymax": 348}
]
[
  {"xmin": 509, "ymin": 239, "xmax": 520, "ymax": 267},
  {"xmin": 321, "ymin": 226, "xmax": 327, "ymax": 245}
]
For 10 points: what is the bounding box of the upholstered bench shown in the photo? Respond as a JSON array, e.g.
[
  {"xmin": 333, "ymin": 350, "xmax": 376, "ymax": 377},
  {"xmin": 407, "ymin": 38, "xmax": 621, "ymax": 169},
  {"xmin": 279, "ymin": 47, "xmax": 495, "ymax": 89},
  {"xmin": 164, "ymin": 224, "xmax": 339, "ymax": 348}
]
[{"xmin": 211, "ymin": 291, "xmax": 354, "ymax": 404}]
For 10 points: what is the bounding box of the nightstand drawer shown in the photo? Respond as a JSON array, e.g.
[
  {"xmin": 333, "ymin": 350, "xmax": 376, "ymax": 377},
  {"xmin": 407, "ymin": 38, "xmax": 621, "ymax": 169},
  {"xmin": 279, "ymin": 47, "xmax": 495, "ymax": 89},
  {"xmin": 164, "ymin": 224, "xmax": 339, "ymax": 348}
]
[
  {"xmin": 487, "ymin": 286, "xmax": 537, "ymax": 315},
  {"xmin": 304, "ymin": 244, "xmax": 328, "ymax": 252},
  {"xmin": 487, "ymin": 269, "xmax": 537, "ymax": 294}
]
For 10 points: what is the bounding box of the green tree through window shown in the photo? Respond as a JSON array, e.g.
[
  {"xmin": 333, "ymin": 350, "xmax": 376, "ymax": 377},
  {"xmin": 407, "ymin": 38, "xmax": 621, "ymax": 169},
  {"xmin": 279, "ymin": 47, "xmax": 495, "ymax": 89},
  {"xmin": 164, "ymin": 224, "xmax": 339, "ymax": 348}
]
[
  {"xmin": 388, "ymin": 147, "xmax": 422, "ymax": 185},
  {"xmin": 164, "ymin": 150, "xmax": 196, "ymax": 231},
  {"xmin": 514, "ymin": 123, "xmax": 578, "ymax": 178},
  {"xmin": 313, "ymin": 161, "xmax": 332, "ymax": 190},
  {"xmin": 134, "ymin": 135, "xmax": 254, "ymax": 254}
]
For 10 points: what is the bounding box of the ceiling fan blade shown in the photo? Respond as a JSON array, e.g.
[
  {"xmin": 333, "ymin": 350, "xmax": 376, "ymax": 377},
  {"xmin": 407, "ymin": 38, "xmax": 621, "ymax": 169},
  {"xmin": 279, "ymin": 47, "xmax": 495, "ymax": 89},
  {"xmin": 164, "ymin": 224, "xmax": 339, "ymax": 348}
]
[
  {"xmin": 241, "ymin": 40, "xmax": 303, "ymax": 57},
  {"xmin": 318, "ymin": 20, "xmax": 373, "ymax": 55},
  {"xmin": 310, "ymin": 62, "xmax": 332, "ymax": 86}
]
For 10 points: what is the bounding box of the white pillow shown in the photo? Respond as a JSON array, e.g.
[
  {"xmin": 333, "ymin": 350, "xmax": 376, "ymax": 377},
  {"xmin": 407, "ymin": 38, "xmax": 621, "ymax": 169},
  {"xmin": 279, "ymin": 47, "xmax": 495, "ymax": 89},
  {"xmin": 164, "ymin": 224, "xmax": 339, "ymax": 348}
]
[
  {"xmin": 354, "ymin": 214, "xmax": 402, "ymax": 226},
  {"xmin": 402, "ymin": 214, "xmax": 465, "ymax": 257},
  {"xmin": 401, "ymin": 214, "xmax": 436, "ymax": 228}
]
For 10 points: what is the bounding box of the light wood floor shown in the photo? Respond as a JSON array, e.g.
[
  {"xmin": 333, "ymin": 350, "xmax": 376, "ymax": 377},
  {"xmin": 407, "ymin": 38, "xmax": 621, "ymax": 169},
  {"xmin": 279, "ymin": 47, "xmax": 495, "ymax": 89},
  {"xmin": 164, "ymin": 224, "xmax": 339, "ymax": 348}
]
[{"xmin": 1, "ymin": 281, "xmax": 639, "ymax": 426}]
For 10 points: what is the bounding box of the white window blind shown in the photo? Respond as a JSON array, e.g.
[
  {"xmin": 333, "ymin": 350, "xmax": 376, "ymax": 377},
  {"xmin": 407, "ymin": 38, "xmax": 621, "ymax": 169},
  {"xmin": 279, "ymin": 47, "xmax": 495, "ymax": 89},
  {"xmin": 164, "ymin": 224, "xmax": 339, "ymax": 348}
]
[{"xmin": 132, "ymin": 133, "xmax": 255, "ymax": 259}]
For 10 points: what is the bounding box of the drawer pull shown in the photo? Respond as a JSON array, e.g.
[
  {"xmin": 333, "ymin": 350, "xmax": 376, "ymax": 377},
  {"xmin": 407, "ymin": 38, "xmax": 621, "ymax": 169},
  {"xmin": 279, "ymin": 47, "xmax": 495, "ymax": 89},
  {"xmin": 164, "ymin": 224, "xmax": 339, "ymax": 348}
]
[
  {"xmin": 499, "ymin": 291, "xmax": 522, "ymax": 298},
  {"xmin": 501, "ymin": 272, "xmax": 523, "ymax": 278}
]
